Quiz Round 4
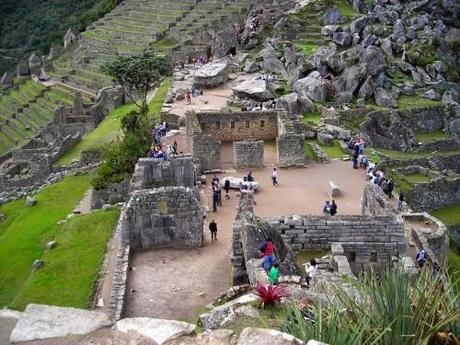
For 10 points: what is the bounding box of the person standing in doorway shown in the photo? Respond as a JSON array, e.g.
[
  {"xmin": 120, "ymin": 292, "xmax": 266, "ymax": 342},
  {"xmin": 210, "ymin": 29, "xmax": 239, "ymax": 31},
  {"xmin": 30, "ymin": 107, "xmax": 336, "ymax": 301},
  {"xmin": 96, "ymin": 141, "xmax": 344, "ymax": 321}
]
[
  {"xmin": 271, "ymin": 168, "xmax": 278, "ymax": 186},
  {"xmin": 209, "ymin": 219, "xmax": 218, "ymax": 242}
]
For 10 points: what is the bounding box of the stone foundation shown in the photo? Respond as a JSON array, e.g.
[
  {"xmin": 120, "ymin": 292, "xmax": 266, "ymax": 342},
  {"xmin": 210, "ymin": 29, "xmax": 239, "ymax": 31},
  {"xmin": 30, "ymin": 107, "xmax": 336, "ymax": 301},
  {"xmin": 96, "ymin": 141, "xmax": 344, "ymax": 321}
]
[{"xmin": 233, "ymin": 140, "xmax": 264, "ymax": 169}]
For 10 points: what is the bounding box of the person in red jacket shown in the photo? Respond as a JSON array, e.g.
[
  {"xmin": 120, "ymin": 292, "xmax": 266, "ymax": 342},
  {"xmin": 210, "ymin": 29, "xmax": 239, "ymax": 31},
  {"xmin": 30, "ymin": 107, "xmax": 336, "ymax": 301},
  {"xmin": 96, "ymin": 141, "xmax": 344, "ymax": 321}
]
[{"xmin": 260, "ymin": 238, "xmax": 275, "ymax": 272}]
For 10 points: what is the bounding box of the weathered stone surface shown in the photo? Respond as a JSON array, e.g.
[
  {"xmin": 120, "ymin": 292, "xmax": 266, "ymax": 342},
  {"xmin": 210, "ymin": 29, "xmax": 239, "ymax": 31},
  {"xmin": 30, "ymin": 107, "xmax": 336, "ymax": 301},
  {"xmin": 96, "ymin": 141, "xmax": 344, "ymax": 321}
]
[
  {"xmin": 232, "ymin": 79, "xmax": 274, "ymax": 101},
  {"xmin": 244, "ymin": 60, "xmax": 260, "ymax": 73},
  {"xmin": 328, "ymin": 181, "xmax": 341, "ymax": 198},
  {"xmin": 194, "ymin": 62, "xmax": 229, "ymax": 88},
  {"xmin": 374, "ymin": 88, "xmax": 397, "ymax": 108},
  {"xmin": 234, "ymin": 141, "xmax": 264, "ymax": 169},
  {"xmin": 263, "ymin": 58, "xmax": 286, "ymax": 76},
  {"xmin": 424, "ymin": 89, "xmax": 441, "ymax": 100},
  {"xmin": 358, "ymin": 76, "xmax": 374, "ymax": 100},
  {"xmin": 46, "ymin": 241, "xmax": 57, "ymax": 250},
  {"xmin": 381, "ymin": 38, "xmax": 394, "ymax": 60},
  {"xmin": 321, "ymin": 25, "xmax": 340, "ymax": 36},
  {"xmin": 116, "ymin": 318, "xmax": 195, "ymax": 344},
  {"xmin": 350, "ymin": 16, "xmax": 367, "ymax": 35},
  {"xmin": 25, "ymin": 196, "xmax": 36, "ymax": 207},
  {"xmin": 237, "ymin": 328, "xmax": 304, "ymax": 345},
  {"xmin": 318, "ymin": 133, "xmax": 334, "ymax": 146},
  {"xmin": 277, "ymin": 93, "xmax": 301, "ymax": 114},
  {"xmin": 9, "ymin": 304, "xmax": 112, "ymax": 343},
  {"xmin": 293, "ymin": 72, "xmax": 326, "ymax": 103},
  {"xmin": 332, "ymin": 32, "xmax": 352, "ymax": 47},
  {"xmin": 323, "ymin": 7, "xmax": 342, "ymax": 25},
  {"xmin": 32, "ymin": 259, "xmax": 44, "ymax": 271}
]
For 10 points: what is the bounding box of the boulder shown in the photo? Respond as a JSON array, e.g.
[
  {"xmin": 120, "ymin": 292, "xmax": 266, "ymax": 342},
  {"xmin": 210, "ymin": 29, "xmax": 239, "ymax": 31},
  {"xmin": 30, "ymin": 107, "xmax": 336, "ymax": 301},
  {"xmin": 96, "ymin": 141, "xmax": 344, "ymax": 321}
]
[
  {"xmin": 374, "ymin": 88, "xmax": 397, "ymax": 108},
  {"xmin": 284, "ymin": 46, "xmax": 298, "ymax": 66},
  {"xmin": 244, "ymin": 60, "xmax": 260, "ymax": 73},
  {"xmin": 318, "ymin": 132, "xmax": 334, "ymax": 146},
  {"xmin": 361, "ymin": 34, "xmax": 377, "ymax": 47},
  {"xmin": 116, "ymin": 318, "xmax": 195, "ymax": 345},
  {"xmin": 26, "ymin": 196, "xmax": 36, "ymax": 207},
  {"xmin": 335, "ymin": 92, "xmax": 353, "ymax": 104},
  {"xmin": 46, "ymin": 241, "xmax": 57, "ymax": 250},
  {"xmin": 393, "ymin": 19, "xmax": 406, "ymax": 42},
  {"xmin": 332, "ymin": 32, "xmax": 352, "ymax": 47},
  {"xmin": 321, "ymin": 25, "xmax": 340, "ymax": 36},
  {"xmin": 9, "ymin": 304, "xmax": 112, "ymax": 343},
  {"xmin": 424, "ymin": 89, "xmax": 441, "ymax": 100},
  {"xmin": 362, "ymin": 46, "xmax": 385, "ymax": 76},
  {"xmin": 237, "ymin": 328, "xmax": 304, "ymax": 345},
  {"xmin": 194, "ymin": 62, "xmax": 229, "ymax": 88},
  {"xmin": 233, "ymin": 79, "xmax": 274, "ymax": 101},
  {"xmin": 350, "ymin": 17, "xmax": 367, "ymax": 35},
  {"xmin": 325, "ymin": 52, "xmax": 345, "ymax": 75},
  {"xmin": 323, "ymin": 7, "xmax": 342, "ymax": 25},
  {"xmin": 219, "ymin": 176, "xmax": 260, "ymax": 191},
  {"xmin": 277, "ymin": 93, "xmax": 301, "ymax": 114},
  {"xmin": 32, "ymin": 259, "xmax": 44, "ymax": 271},
  {"xmin": 263, "ymin": 58, "xmax": 287, "ymax": 76},
  {"xmin": 358, "ymin": 76, "xmax": 374, "ymax": 100},
  {"xmin": 257, "ymin": 45, "xmax": 278, "ymax": 61},
  {"xmin": 293, "ymin": 73, "xmax": 326, "ymax": 103},
  {"xmin": 381, "ymin": 38, "xmax": 394, "ymax": 60},
  {"xmin": 328, "ymin": 181, "xmax": 341, "ymax": 198},
  {"xmin": 299, "ymin": 96, "xmax": 316, "ymax": 113},
  {"xmin": 335, "ymin": 65, "xmax": 366, "ymax": 94}
]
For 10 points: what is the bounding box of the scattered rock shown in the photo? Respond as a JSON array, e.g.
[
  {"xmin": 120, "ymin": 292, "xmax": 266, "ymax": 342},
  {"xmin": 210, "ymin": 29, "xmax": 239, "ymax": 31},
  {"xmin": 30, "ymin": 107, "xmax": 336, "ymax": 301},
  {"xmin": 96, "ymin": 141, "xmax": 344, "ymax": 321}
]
[
  {"xmin": 318, "ymin": 133, "xmax": 334, "ymax": 146},
  {"xmin": 350, "ymin": 17, "xmax": 367, "ymax": 35},
  {"xmin": 424, "ymin": 89, "xmax": 441, "ymax": 100},
  {"xmin": 194, "ymin": 61, "xmax": 229, "ymax": 88},
  {"xmin": 374, "ymin": 88, "xmax": 397, "ymax": 108},
  {"xmin": 46, "ymin": 241, "xmax": 57, "ymax": 250},
  {"xmin": 293, "ymin": 72, "xmax": 326, "ymax": 103},
  {"xmin": 321, "ymin": 25, "xmax": 340, "ymax": 36},
  {"xmin": 323, "ymin": 6, "xmax": 342, "ymax": 25},
  {"xmin": 234, "ymin": 305, "xmax": 260, "ymax": 319},
  {"xmin": 116, "ymin": 318, "xmax": 195, "ymax": 345},
  {"xmin": 32, "ymin": 259, "xmax": 44, "ymax": 271},
  {"xmin": 25, "ymin": 196, "xmax": 36, "ymax": 207},
  {"xmin": 232, "ymin": 79, "xmax": 274, "ymax": 101},
  {"xmin": 332, "ymin": 32, "xmax": 352, "ymax": 47},
  {"xmin": 237, "ymin": 327, "xmax": 304, "ymax": 345},
  {"xmin": 9, "ymin": 304, "xmax": 112, "ymax": 343}
]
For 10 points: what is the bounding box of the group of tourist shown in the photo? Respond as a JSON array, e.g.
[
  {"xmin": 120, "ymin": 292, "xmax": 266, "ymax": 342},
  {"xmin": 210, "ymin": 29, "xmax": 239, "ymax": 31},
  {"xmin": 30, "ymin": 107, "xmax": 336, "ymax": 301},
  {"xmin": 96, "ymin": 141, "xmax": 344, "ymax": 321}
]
[
  {"xmin": 186, "ymin": 87, "xmax": 203, "ymax": 105},
  {"xmin": 211, "ymin": 176, "xmax": 223, "ymax": 212},
  {"xmin": 322, "ymin": 200, "xmax": 338, "ymax": 216},
  {"xmin": 240, "ymin": 98, "xmax": 270, "ymax": 112},
  {"xmin": 147, "ymin": 122, "xmax": 179, "ymax": 160},
  {"xmin": 258, "ymin": 73, "xmax": 275, "ymax": 83},
  {"xmin": 193, "ymin": 56, "xmax": 212, "ymax": 68},
  {"xmin": 366, "ymin": 163, "xmax": 405, "ymax": 210},
  {"xmin": 415, "ymin": 248, "xmax": 442, "ymax": 278},
  {"xmin": 346, "ymin": 138, "xmax": 368, "ymax": 170}
]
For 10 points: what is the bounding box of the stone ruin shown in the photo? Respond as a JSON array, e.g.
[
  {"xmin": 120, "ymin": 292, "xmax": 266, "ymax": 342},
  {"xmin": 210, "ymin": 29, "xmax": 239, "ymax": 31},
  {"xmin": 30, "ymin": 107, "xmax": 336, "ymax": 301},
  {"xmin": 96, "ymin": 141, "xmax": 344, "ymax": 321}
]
[
  {"xmin": 0, "ymin": 88, "xmax": 124, "ymax": 194},
  {"xmin": 186, "ymin": 109, "xmax": 306, "ymax": 171}
]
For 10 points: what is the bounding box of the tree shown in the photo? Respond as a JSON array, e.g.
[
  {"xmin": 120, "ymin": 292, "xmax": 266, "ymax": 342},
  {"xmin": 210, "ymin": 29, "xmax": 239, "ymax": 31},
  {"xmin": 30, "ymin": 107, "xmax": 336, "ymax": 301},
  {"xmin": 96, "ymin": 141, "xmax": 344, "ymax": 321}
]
[{"xmin": 101, "ymin": 53, "xmax": 170, "ymax": 114}]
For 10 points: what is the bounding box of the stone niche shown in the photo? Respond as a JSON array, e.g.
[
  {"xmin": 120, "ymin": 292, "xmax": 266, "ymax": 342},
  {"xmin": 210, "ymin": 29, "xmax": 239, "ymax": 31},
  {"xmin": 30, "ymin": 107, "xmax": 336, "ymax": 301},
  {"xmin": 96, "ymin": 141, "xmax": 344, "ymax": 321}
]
[
  {"xmin": 122, "ymin": 186, "xmax": 203, "ymax": 250},
  {"xmin": 233, "ymin": 140, "xmax": 264, "ymax": 169}
]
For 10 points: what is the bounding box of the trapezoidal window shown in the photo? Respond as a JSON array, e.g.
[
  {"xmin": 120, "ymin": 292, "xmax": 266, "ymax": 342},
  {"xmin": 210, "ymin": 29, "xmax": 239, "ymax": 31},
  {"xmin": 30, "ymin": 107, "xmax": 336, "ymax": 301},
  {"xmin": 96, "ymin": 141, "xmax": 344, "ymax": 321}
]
[
  {"xmin": 216, "ymin": 121, "xmax": 220, "ymax": 130},
  {"xmin": 260, "ymin": 120, "xmax": 265, "ymax": 128},
  {"xmin": 245, "ymin": 120, "xmax": 250, "ymax": 128},
  {"xmin": 200, "ymin": 122, "xmax": 206, "ymax": 131},
  {"xmin": 231, "ymin": 121, "xmax": 235, "ymax": 129}
]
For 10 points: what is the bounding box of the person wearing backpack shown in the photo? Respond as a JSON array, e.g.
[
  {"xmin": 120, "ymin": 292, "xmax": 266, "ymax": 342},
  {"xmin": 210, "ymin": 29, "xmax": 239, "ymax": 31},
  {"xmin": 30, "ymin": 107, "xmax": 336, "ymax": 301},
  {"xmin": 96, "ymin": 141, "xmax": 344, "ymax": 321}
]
[
  {"xmin": 330, "ymin": 200, "xmax": 337, "ymax": 216},
  {"xmin": 323, "ymin": 201, "xmax": 332, "ymax": 215}
]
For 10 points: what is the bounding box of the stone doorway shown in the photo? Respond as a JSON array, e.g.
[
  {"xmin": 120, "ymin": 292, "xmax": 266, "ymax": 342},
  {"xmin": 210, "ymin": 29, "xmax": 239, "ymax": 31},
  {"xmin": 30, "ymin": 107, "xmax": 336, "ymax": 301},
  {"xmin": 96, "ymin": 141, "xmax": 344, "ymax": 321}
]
[{"xmin": 219, "ymin": 140, "xmax": 278, "ymax": 170}]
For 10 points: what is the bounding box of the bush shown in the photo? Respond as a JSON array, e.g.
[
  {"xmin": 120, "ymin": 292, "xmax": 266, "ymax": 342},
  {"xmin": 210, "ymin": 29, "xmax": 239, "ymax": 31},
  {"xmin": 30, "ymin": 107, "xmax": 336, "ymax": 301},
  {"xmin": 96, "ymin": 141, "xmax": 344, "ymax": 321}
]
[{"xmin": 254, "ymin": 282, "xmax": 290, "ymax": 305}]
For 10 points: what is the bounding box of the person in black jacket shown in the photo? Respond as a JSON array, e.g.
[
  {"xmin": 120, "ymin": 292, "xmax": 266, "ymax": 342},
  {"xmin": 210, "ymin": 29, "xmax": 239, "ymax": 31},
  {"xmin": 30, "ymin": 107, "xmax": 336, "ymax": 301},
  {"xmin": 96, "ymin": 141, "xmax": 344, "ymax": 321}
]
[{"xmin": 209, "ymin": 220, "xmax": 218, "ymax": 242}]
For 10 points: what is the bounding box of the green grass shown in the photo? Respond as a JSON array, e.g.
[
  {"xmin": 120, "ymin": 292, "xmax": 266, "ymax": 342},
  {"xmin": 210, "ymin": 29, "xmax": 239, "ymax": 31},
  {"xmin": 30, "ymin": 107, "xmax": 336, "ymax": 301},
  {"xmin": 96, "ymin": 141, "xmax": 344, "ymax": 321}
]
[
  {"xmin": 148, "ymin": 77, "xmax": 171, "ymax": 115},
  {"xmin": 296, "ymin": 250, "xmax": 329, "ymax": 269},
  {"xmin": 0, "ymin": 175, "xmax": 91, "ymax": 309},
  {"xmin": 11, "ymin": 208, "xmax": 120, "ymax": 310},
  {"xmin": 296, "ymin": 43, "xmax": 319, "ymax": 57},
  {"xmin": 304, "ymin": 141, "xmax": 317, "ymax": 160},
  {"xmin": 414, "ymin": 130, "xmax": 450, "ymax": 144},
  {"xmin": 404, "ymin": 173, "xmax": 431, "ymax": 184},
  {"xmin": 432, "ymin": 205, "xmax": 460, "ymax": 228},
  {"xmin": 55, "ymin": 103, "xmax": 136, "ymax": 165},
  {"xmin": 150, "ymin": 36, "xmax": 179, "ymax": 50},
  {"xmin": 397, "ymin": 95, "xmax": 442, "ymax": 111},
  {"xmin": 302, "ymin": 112, "xmax": 322, "ymax": 125},
  {"xmin": 306, "ymin": 139, "xmax": 346, "ymax": 159},
  {"xmin": 331, "ymin": 0, "xmax": 358, "ymax": 18}
]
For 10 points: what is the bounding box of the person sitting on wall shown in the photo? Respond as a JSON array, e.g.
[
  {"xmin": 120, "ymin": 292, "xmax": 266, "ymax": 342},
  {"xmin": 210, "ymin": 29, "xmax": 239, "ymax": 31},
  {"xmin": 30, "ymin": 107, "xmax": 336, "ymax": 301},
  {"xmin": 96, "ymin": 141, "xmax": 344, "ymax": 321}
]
[{"xmin": 416, "ymin": 249, "xmax": 427, "ymax": 268}]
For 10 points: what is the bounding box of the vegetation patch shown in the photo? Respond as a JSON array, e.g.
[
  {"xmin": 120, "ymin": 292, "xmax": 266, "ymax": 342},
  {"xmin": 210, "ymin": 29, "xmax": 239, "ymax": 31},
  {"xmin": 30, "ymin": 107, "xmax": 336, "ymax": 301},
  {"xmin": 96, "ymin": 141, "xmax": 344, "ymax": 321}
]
[
  {"xmin": 0, "ymin": 175, "xmax": 93, "ymax": 308},
  {"xmin": 55, "ymin": 103, "xmax": 137, "ymax": 166},
  {"xmin": 404, "ymin": 173, "xmax": 431, "ymax": 184},
  {"xmin": 302, "ymin": 112, "xmax": 322, "ymax": 126},
  {"xmin": 414, "ymin": 130, "xmax": 450, "ymax": 144},
  {"xmin": 296, "ymin": 43, "xmax": 319, "ymax": 57},
  {"xmin": 432, "ymin": 205, "xmax": 460, "ymax": 228},
  {"xmin": 397, "ymin": 95, "xmax": 442, "ymax": 111}
]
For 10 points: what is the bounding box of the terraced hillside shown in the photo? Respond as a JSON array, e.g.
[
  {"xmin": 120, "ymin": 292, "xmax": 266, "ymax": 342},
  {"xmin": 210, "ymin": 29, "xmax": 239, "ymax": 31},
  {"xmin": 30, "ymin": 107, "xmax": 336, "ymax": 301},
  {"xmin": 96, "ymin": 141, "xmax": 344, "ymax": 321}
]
[
  {"xmin": 50, "ymin": 0, "xmax": 254, "ymax": 93},
  {"xmin": 0, "ymin": 81, "xmax": 92, "ymax": 156}
]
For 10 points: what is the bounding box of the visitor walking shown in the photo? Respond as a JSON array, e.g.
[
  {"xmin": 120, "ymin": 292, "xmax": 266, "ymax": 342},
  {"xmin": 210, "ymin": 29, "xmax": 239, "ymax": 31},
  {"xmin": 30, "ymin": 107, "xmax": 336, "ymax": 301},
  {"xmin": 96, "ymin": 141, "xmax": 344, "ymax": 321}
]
[
  {"xmin": 388, "ymin": 179, "xmax": 394, "ymax": 199},
  {"xmin": 212, "ymin": 183, "xmax": 219, "ymax": 212},
  {"xmin": 260, "ymin": 238, "xmax": 275, "ymax": 272},
  {"xmin": 172, "ymin": 140, "xmax": 178, "ymax": 155},
  {"xmin": 398, "ymin": 191, "xmax": 404, "ymax": 211},
  {"xmin": 303, "ymin": 259, "xmax": 317, "ymax": 287},
  {"xmin": 224, "ymin": 179, "xmax": 230, "ymax": 199},
  {"xmin": 209, "ymin": 219, "xmax": 218, "ymax": 242},
  {"xmin": 323, "ymin": 201, "xmax": 332, "ymax": 215},
  {"xmin": 268, "ymin": 262, "xmax": 280, "ymax": 285},
  {"xmin": 271, "ymin": 168, "xmax": 278, "ymax": 186},
  {"xmin": 330, "ymin": 200, "xmax": 337, "ymax": 216}
]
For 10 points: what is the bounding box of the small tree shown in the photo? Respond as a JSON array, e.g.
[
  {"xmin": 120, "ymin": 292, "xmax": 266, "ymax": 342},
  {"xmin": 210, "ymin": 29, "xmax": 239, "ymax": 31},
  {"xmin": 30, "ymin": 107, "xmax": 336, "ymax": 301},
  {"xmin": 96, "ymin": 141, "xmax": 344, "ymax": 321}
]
[{"xmin": 102, "ymin": 53, "xmax": 170, "ymax": 114}]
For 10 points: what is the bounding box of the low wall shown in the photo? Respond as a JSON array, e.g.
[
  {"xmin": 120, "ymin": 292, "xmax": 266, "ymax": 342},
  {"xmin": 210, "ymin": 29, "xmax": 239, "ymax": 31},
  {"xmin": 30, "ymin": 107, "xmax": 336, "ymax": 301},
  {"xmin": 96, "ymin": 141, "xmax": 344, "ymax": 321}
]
[
  {"xmin": 404, "ymin": 213, "xmax": 449, "ymax": 265},
  {"xmin": 233, "ymin": 140, "xmax": 264, "ymax": 169},
  {"xmin": 191, "ymin": 135, "xmax": 221, "ymax": 172},
  {"xmin": 91, "ymin": 180, "xmax": 130, "ymax": 209},
  {"xmin": 121, "ymin": 186, "xmax": 203, "ymax": 250},
  {"xmin": 277, "ymin": 133, "xmax": 306, "ymax": 167}
]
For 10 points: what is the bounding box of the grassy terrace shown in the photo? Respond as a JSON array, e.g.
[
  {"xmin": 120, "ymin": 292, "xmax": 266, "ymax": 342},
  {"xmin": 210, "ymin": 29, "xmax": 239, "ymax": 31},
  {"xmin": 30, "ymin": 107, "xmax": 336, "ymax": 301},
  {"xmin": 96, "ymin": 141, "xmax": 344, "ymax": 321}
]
[
  {"xmin": 397, "ymin": 95, "xmax": 442, "ymax": 111},
  {"xmin": 414, "ymin": 130, "xmax": 451, "ymax": 143},
  {"xmin": 305, "ymin": 138, "xmax": 346, "ymax": 159},
  {"xmin": 0, "ymin": 175, "xmax": 120, "ymax": 310}
]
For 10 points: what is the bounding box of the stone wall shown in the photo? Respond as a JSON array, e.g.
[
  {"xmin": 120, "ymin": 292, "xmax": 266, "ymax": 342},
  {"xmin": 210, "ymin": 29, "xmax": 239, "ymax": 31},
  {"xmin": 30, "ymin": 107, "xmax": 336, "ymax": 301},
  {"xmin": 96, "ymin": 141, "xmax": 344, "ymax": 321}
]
[
  {"xmin": 404, "ymin": 213, "xmax": 449, "ymax": 265},
  {"xmin": 129, "ymin": 156, "xmax": 196, "ymax": 193},
  {"xmin": 233, "ymin": 141, "xmax": 264, "ymax": 169},
  {"xmin": 194, "ymin": 111, "xmax": 279, "ymax": 142},
  {"xmin": 191, "ymin": 135, "xmax": 221, "ymax": 172},
  {"xmin": 121, "ymin": 186, "xmax": 203, "ymax": 250},
  {"xmin": 406, "ymin": 177, "xmax": 460, "ymax": 212},
  {"xmin": 91, "ymin": 180, "xmax": 130, "ymax": 209},
  {"xmin": 416, "ymin": 138, "xmax": 460, "ymax": 153},
  {"xmin": 265, "ymin": 214, "xmax": 405, "ymax": 270},
  {"xmin": 277, "ymin": 134, "xmax": 306, "ymax": 167}
]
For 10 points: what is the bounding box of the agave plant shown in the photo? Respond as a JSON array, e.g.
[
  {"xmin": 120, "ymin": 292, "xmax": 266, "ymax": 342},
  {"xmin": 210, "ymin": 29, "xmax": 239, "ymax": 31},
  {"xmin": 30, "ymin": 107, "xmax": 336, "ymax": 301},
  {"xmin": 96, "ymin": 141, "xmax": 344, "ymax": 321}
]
[
  {"xmin": 254, "ymin": 282, "xmax": 290, "ymax": 305},
  {"xmin": 281, "ymin": 268, "xmax": 460, "ymax": 345}
]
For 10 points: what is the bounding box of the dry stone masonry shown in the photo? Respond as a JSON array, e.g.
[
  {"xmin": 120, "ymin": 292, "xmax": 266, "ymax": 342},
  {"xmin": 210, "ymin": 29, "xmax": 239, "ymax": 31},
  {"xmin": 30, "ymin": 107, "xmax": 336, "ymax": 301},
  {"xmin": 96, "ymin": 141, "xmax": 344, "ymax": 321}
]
[{"xmin": 233, "ymin": 140, "xmax": 264, "ymax": 169}]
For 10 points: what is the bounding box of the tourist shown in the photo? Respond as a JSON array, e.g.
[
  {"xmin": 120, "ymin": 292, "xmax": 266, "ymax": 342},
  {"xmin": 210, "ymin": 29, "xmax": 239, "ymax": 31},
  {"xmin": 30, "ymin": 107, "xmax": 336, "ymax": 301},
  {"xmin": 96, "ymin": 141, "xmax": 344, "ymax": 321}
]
[
  {"xmin": 398, "ymin": 191, "xmax": 405, "ymax": 211},
  {"xmin": 304, "ymin": 259, "xmax": 317, "ymax": 287},
  {"xmin": 212, "ymin": 183, "xmax": 219, "ymax": 212},
  {"xmin": 382, "ymin": 178, "xmax": 390, "ymax": 196},
  {"xmin": 260, "ymin": 238, "xmax": 275, "ymax": 272},
  {"xmin": 323, "ymin": 201, "xmax": 332, "ymax": 215},
  {"xmin": 268, "ymin": 262, "xmax": 280, "ymax": 285},
  {"xmin": 172, "ymin": 140, "xmax": 178, "ymax": 155},
  {"xmin": 209, "ymin": 219, "xmax": 218, "ymax": 242},
  {"xmin": 330, "ymin": 200, "xmax": 337, "ymax": 216},
  {"xmin": 388, "ymin": 179, "xmax": 394, "ymax": 198},
  {"xmin": 224, "ymin": 179, "xmax": 230, "ymax": 199},
  {"xmin": 247, "ymin": 171, "xmax": 255, "ymax": 182},
  {"xmin": 352, "ymin": 153, "xmax": 359, "ymax": 169},
  {"xmin": 361, "ymin": 155, "xmax": 369, "ymax": 169},
  {"xmin": 271, "ymin": 168, "xmax": 278, "ymax": 186},
  {"xmin": 416, "ymin": 249, "xmax": 427, "ymax": 268},
  {"xmin": 186, "ymin": 90, "xmax": 192, "ymax": 105}
]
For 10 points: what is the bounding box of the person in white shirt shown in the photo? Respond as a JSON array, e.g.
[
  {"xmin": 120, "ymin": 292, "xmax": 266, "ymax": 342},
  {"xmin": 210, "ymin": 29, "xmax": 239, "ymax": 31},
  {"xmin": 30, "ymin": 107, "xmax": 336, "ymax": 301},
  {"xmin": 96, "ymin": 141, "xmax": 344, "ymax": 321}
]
[
  {"xmin": 271, "ymin": 168, "xmax": 278, "ymax": 186},
  {"xmin": 303, "ymin": 259, "xmax": 317, "ymax": 287}
]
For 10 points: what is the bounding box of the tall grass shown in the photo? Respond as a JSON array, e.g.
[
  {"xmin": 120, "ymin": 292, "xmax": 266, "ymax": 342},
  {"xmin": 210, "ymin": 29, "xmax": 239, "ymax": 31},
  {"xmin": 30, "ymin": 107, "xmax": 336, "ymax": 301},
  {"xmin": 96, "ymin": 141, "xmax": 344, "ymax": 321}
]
[{"xmin": 282, "ymin": 269, "xmax": 459, "ymax": 345}]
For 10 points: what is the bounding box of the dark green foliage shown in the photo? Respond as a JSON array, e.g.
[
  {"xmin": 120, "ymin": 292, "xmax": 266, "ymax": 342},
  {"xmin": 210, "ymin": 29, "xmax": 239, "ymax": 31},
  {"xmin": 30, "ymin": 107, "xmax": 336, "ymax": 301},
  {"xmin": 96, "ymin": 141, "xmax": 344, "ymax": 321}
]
[
  {"xmin": 101, "ymin": 54, "xmax": 170, "ymax": 114},
  {"xmin": 0, "ymin": 0, "xmax": 117, "ymax": 75}
]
